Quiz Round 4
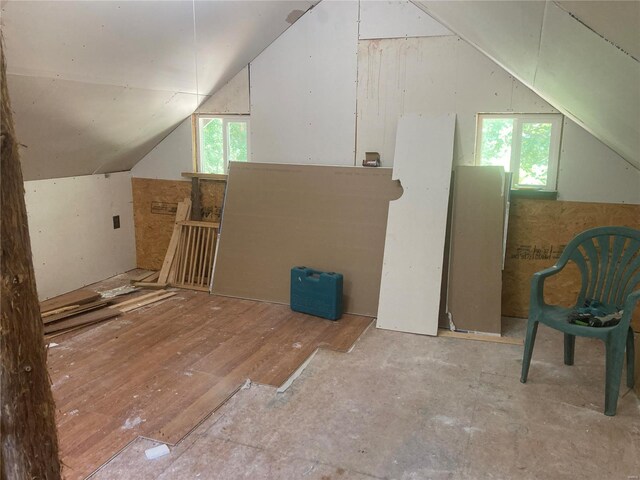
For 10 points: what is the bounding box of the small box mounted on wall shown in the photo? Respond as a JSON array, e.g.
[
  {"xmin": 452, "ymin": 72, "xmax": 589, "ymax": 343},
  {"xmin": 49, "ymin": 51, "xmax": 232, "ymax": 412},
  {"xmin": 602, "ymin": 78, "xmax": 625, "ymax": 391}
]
[{"xmin": 362, "ymin": 152, "xmax": 380, "ymax": 167}]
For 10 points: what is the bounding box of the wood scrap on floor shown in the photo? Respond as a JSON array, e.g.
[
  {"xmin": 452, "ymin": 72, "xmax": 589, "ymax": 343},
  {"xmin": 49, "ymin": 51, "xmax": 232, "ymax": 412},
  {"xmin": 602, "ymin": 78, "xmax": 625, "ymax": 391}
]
[
  {"xmin": 44, "ymin": 308, "xmax": 122, "ymax": 335},
  {"xmin": 40, "ymin": 289, "xmax": 101, "ymax": 314},
  {"xmin": 42, "ymin": 299, "xmax": 112, "ymax": 325},
  {"xmin": 109, "ymin": 290, "xmax": 177, "ymax": 313}
]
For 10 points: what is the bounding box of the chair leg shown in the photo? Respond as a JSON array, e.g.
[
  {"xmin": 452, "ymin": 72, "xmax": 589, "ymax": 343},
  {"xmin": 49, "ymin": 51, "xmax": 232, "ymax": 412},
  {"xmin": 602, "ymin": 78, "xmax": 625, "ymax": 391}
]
[
  {"xmin": 564, "ymin": 334, "xmax": 576, "ymax": 366},
  {"xmin": 604, "ymin": 335, "xmax": 626, "ymax": 416},
  {"xmin": 520, "ymin": 320, "xmax": 539, "ymax": 383},
  {"xmin": 627, "ymin": 328, "xmax": 635, "ymax": 389}
]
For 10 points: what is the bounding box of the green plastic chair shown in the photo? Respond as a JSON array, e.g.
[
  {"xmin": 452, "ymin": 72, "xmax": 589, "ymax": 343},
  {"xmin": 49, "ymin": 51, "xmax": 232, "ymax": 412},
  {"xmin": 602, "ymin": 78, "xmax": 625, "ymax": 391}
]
[{"xmin": 520, "ymin": 226, "xmax": 640, "ymax": 416}]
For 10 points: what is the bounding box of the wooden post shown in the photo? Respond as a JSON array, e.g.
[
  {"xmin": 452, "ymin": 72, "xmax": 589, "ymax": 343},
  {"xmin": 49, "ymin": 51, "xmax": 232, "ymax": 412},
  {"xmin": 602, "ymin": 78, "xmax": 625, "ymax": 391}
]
[
  {"xmin": 191, "ymin": 177, "xmax": 202, "ymax": 221},
  {"xmin": 1, "ymin": 39, "xmax": 62, "ymax": 478}
]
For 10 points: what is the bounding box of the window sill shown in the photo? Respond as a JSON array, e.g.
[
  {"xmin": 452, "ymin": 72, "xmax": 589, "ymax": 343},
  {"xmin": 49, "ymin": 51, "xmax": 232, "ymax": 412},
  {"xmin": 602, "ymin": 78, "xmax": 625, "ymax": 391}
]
[{"xmin": 510, "ymin": 189, "xmax": 558, "ymax": 200}]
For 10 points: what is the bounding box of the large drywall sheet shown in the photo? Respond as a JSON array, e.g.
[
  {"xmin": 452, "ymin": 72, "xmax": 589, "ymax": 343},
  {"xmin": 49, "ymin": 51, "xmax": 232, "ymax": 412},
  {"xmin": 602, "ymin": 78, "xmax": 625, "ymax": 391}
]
[
  {"xmin": 212, "ymin": 163, "xmax": 402, "ymax": 316},
  {"xmin": 249, "ymin": 1, "xmax": 358, "ymax": 165},
  {"xmin": 377, "ymin": 113, "xmax": 455, "ymax": 336},
  {"xmin": 24, "ymin": 172, "xmax": 136, "ymax": 300},
  {"xmin": 447, "ymin": 166, "xmax": 504, "ymax": 334},
  {"xmin": 356, "ymin": 36, "xmax": 639, "ymax": 205}
]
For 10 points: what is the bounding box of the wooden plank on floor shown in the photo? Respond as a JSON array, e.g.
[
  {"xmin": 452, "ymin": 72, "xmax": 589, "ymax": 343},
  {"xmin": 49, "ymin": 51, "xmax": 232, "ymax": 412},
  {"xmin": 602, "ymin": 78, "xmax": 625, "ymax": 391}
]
[
  {"xmin": 44, "ymin": 309, "xmax": 122, "ymax": 334},
  {"xmin": 43, "ymin": 299, "xmax": 112, "ymax": 325},
  {"xmin": 117, "ymin": 292, "xmax": 176, "ymax": 313},
  {"xmin": 40, "ymin": 289, "xmax": 101, "ymax": 313}
]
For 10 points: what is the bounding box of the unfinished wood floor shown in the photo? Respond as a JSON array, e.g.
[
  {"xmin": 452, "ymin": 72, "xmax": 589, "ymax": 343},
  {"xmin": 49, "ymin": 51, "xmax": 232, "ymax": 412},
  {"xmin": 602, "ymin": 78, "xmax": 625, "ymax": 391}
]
[{"xmin": 47, "ymin": 285, "xmax": 372, "ymax": 480}]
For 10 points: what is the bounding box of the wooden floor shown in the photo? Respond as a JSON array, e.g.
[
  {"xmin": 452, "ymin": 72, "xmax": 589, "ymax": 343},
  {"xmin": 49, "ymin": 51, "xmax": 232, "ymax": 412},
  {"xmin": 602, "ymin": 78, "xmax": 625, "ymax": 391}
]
[{"xmin": 47, "ymin": 283, "xmax": 372, "ymax": 480}]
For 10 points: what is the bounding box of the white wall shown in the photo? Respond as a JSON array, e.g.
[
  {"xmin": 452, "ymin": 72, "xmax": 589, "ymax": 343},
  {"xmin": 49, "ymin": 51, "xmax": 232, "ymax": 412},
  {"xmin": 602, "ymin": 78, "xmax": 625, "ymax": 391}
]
[
  {"xmin": 132, "ymin": 67, "xmax": 251, "ymax": 181},
  {"xmin": 358, "ymin": 0, "xmax": 452, "ymax": 40},
  {"xmin": 249, "ymin": 0, "xmax": 359, "ymax": 165},
  {"xmin": 24, "ymin": 172, "xmax": 136, "ymax": 300},
  {"xmin": 131, "ymin": 0, "xmax": 639, "ymax": 205},
  {"xmin": 131, "ymin": 117, "xmax": 193, "ymax": 181},
  {"xmin": 356, "ymin": 36, "xmax": 640, "ymax": 204},
  {"xmin": 196, "ymin": 66, "xmax": 250, "ymax": 114}
]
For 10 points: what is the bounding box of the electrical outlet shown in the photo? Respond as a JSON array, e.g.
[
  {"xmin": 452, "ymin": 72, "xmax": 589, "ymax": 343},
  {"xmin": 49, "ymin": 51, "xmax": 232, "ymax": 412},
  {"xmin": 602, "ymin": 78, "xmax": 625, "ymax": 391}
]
[{"xmin": 112, "ymin": 215, "xmax": 120, "ymax": 229}]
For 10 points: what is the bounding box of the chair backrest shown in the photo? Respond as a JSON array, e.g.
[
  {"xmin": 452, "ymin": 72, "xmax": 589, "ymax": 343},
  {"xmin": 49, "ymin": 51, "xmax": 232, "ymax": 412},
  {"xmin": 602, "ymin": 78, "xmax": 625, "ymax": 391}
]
[{"xmin": 558, "ymin": 226, "xmax": 640, "ymax": 309}]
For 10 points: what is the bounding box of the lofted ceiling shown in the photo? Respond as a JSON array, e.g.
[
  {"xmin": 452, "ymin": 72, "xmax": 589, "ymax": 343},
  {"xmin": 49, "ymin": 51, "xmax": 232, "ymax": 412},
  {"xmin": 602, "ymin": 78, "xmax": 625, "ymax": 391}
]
[
  {"xmin": 413, "ymin": 0, "xmax": 640, "ymax": 170},
  {"xmin": 2, "ymin": 0, "xmax": 316, "ymax": 180}
]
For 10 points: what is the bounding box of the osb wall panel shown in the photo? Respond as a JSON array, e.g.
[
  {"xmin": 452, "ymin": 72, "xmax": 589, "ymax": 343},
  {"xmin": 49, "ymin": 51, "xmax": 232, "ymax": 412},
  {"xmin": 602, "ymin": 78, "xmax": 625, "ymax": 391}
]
[
  {"xmin": 502, "ymin": 199, "xmax": 640, "ymax": 326},
  {"xmin": 132, "ymin": 178, "xmax": 225, "ymax": 270}
]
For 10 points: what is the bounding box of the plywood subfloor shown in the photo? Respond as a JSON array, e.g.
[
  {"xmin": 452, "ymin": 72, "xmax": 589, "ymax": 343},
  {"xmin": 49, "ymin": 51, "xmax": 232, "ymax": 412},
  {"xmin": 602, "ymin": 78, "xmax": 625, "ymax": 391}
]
[{"xmin": 48, "ymin": 284, "xmax": 372, "ymax": 480}]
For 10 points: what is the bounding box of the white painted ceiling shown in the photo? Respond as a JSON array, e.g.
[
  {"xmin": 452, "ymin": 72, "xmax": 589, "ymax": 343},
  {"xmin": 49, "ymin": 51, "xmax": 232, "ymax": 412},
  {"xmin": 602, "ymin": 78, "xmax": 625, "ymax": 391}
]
[
  {"xmin": 2, "ymin": 0, "xmax": 315, "ymax": 180},
  {"xmin": 413, "ymin": 0, "xmax": 640, "ymax": 170}
]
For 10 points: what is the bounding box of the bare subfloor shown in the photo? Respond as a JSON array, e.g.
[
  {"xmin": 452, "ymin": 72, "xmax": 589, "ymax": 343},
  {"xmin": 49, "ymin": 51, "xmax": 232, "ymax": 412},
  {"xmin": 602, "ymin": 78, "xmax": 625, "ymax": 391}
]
[{"xmin": 93, "ymin": 319, "xmax": 639, "ymax": 480}]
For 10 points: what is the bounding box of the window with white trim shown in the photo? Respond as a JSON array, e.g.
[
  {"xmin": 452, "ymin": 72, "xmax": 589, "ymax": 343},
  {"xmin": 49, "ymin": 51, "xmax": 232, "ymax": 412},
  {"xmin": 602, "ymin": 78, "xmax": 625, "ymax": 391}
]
[
  {"xmin": 196, "ymin": 115, "xmax": 250, "ymax": 174},
  {"xmin": 475, "ymin": 114, "xmax": 562, "ymax": 190}
]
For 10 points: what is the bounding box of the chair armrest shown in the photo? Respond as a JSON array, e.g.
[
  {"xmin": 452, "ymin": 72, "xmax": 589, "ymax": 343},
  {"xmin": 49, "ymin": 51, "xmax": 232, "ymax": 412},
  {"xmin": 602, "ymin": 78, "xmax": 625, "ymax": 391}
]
[{"xmin": 530, "ymin": 265, "xmax": 565, "ymax": 316}]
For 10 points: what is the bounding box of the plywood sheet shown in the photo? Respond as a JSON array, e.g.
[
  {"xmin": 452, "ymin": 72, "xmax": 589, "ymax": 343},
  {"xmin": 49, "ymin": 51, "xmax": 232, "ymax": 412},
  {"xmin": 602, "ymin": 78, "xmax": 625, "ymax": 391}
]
[
  {"xmin": 448, "ymin": 166, "xmax": 505, "ymax": 334},
  {"xmin": 212, "ymin": 163, "xmax": 402, "ymax": 316},
  {"xmin": 376, "ymin": 113, "xmax": 455, "ymax": 336},
  {"xmin": 502, "ymin": 199, "xmax": 640, "ymax": 319},
  {"xmin": 132, "ymin": 178, "xmax": 225, "ymax": 270}
]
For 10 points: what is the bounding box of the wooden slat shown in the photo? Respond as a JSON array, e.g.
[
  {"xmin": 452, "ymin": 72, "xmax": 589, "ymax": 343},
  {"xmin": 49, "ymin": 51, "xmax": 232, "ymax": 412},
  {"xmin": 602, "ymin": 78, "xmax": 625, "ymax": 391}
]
[
  {"xmin": 117, "ymin": 292, "xmax": 177, "ymax": 313},
  {"xmin": 43, "ymin": 300, "xmax": 111, "ymax": 325},
  {"xmin": 177, "ymin": 220, "xmax": 220, "ymax": 228},
  {"xmin": 44, "ymin": 309, "xmax": 121, "ymax": 334},
  {"xmin": 41, "ymin": 304, "xmax": 81, "ymax": 318},
  {"xmin": 109, "ymin": 291, "xmax": 168, "ymax": 309},
  {"xmin": 158, "ymin": 199, "xmax": 192, "ymax": 284},
  {"xmin": 131, "ymin": 281, "xmax": 168, "ymax": 289},
  {"xmin": 40, "ymin": 289, "xmax": 101, "ymax": 314},
  {"xmin": 199, "ymin": 227, "xmax": 211, "ymax": 287}
]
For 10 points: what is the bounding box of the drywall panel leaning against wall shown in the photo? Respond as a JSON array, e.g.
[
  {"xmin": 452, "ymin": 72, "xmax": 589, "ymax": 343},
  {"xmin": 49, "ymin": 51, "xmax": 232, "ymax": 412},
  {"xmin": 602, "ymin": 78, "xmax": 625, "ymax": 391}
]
[
  {"xmin": 447, "ymin": 166, "xmax": 506, "ymax": 334},
  {"xmin": 377, "ymin": 113, "xmax": 455, "ymax": 336},
  {"xmin": 212, "ymin": 162, "xmax": 402, "ymax": 316}
]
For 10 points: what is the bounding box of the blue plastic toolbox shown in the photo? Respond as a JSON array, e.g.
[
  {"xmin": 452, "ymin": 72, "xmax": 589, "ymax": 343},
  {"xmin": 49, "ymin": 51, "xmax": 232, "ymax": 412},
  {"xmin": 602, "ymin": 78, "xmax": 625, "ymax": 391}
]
[{"xmin": 290, "ymin": 267, "xmax": 343, "ymax": 320}]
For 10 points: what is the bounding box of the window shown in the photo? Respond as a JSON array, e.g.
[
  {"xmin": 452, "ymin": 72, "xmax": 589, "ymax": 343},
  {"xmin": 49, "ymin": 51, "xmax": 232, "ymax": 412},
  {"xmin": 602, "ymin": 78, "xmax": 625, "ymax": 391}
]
[
  {"xmin": 475, "ymin": 114, "xmax": 562, "ymax": 190},
  {"xmin": 196, "ymin": 115, "xmax": 249, "ymax": 174}
]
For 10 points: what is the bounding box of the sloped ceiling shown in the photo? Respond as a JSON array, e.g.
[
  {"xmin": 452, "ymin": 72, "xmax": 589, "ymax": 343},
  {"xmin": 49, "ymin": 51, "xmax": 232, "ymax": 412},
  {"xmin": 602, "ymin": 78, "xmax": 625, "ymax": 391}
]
[
  {"xmin": 2, "ymin": 0, "xmax": 316, "ymax": 180},
  {"xmin": 413, "ymin": 0, "xmax": 640, "ymax": 170}
]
